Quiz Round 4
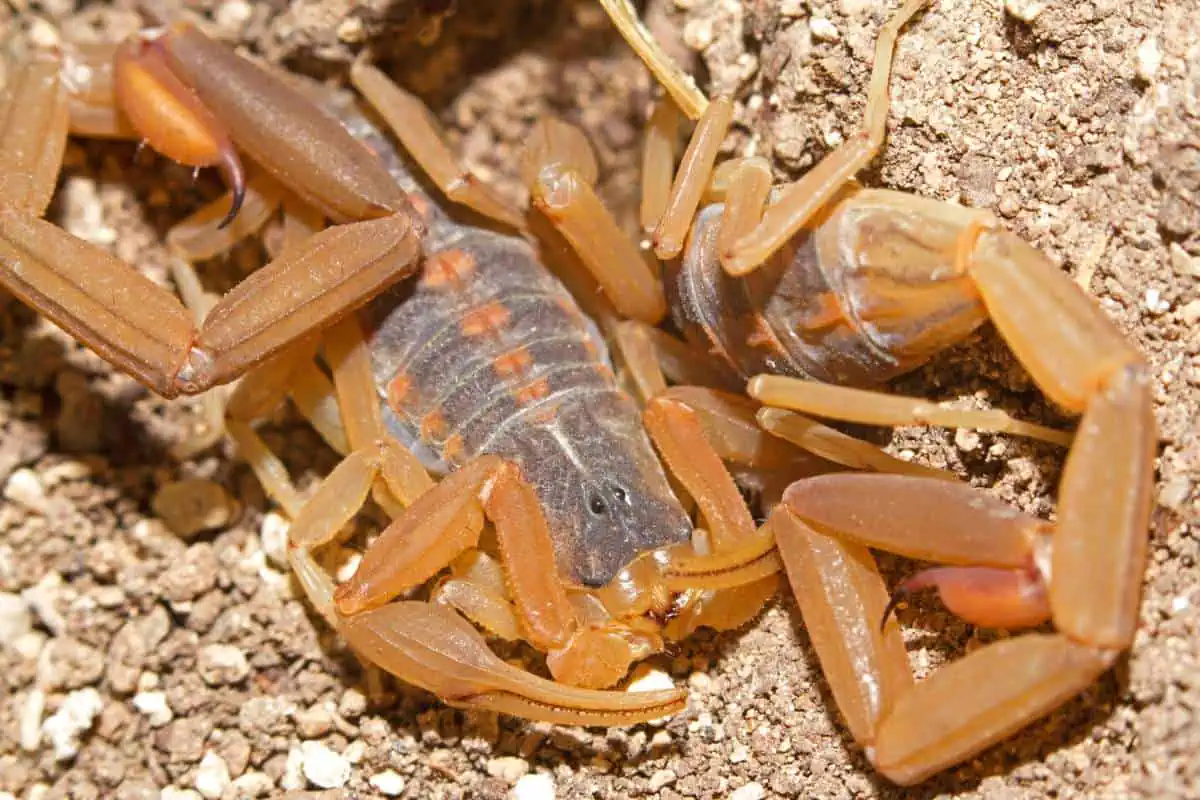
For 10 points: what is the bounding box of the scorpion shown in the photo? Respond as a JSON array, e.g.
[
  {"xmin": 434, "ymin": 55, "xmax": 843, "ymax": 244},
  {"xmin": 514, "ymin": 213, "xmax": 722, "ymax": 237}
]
[{"xmin": 0, "ymin": 0, "xmax": 1155, "ymax": 786}]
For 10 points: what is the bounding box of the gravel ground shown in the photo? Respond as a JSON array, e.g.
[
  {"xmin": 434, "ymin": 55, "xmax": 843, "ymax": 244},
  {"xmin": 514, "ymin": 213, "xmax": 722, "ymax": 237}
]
[{"xmin": 1, "ymin": 0, "xmax": 1197, "ymax": 798}]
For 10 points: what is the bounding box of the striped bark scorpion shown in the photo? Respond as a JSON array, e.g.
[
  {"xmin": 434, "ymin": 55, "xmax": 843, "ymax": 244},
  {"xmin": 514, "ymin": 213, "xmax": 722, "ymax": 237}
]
[
  {"xmin": 592, "ymin": 0, "xmax": 1158, "ymax": 784},
  {"xmin": 0, "ymin": 0, "xmax": 1156, "ymax": 785},
  {"xmin": 0, "ymin": 11, "xmax": 797, "ymax": 740}
]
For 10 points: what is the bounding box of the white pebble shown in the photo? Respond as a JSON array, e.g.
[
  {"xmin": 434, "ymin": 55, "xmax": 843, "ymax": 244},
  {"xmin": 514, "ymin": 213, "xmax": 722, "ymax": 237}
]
[
  {"xmin": 161, "ymin": 790, "xmax": 203, "ymax": 800},
  {"xmin": 809, "ymin": 17, "xmax": 840, "ymax": 42},
  {"xmin": 369, "ymin": 770, "xmax": 407, "ymax": 796},
  {"xmin": 230, "ymin": 772, "xmax": 274, "ymax": 798},
  {"xmin": 0, "ymin": 592, "xmax": 32, "ymax": 647},
  {"xmin": 487, "ymin": 756, "xmax": 531, "ymax": 784},
  {"xmin": 194, "ymin": 751, "xmax": 231, "ymax": 799},
  {"xmin": 954, "ymin": 428, "xmax": 981, "ymax": 452},
  {"xmin": 1136, "ymin": 36, "xmax": 1161, "ymax": 82},
  {"xmin": 133, "ymin": 690, "xmax": 173, "ymax": 727},
  {"xmin": 215, "ymin": 0, "xmax": 252, "ymax": 30},
  {"xmin": 1004, "ymin": 0, "xmax": 1045, "ymax": 22},
  {"xmin": 648, "ymin": 769, "xmax": 677, "ymax": 791},
  {"xmin": 21, "ymin": 689, "xmax": 44, "ymax": 751},
  {"xmin": 41, "ymin": 687, "xmax": 103, "ymax": 761},
  {"xmin": 301, "ymin": 741, "xmax": 351, "ymax": 789},
  {"xmin": 729, "ymin": 742, "xmax": 750, "ymax": 763},
  {"xmin": 197, "ymin": 644, "xmax": 250, "ymax": 686},
  {"xmin": 731, "ymin": 781, "xmax": 767, "ymax": 800},
  {"xmin": 5, "ymin": 469, "xmax": 48, "ymax": 514},
  {"xmin": 260, "ymin": 512, "xmax": 291, "ymax": 568},
  {"xmin": 281, "ymin": 746, "xmax": 306, "ymax": 791},
  {"xmin": 627, "ymin": 666, "xmax": 675, "ymax": 693},
  {"xmin": 153, "ymin": 479, "xmax": 237, "ymax": 539},
  {"xmin": 511, "ymin": 772, "xmax": 556, "ymax": 800},
  {"xmin": 1143, "ymin": 288, "xmax": 1170, "ymax": 314}
]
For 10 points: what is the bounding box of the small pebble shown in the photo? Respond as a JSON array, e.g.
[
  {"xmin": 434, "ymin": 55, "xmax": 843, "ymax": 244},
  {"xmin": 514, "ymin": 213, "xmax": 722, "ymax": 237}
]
[
  {"xmin": 197, "ymin": 644, "xmax": 250, "ymax": 686},
  {"xmin": 194, "ymin": 751, "xmax": 231, "ymax": 800},
  {"xmin": 511, "ymin": 772, "xmax": 556, "ymax": 800},
  {"xmin": 153, "ymin": 479, "xmax": 238, "ymax": 539},
  {"xmin": 369, "ymin": 770, "xmax": 407, "ymax": 796},
  {"xmin": 729, "ymin": 743, "xmax": 750, "ymax": 763},
  {"xmin": 627, "ymin": 666, "xmax": 674, "ymax": 693},
  {"xmin": 731, "ymin": 782, "xmax": 767, "ymax": 800},
  {"xmin": 295, "ymin": 705, "xmax": 334, "ymax": 739},
  {"xmin": 281, "ymin": 746, "xmax": 305, "ymax": 791},
  {"xmin": 230, "ymin": 772, "xmax": 274, "ymax": 798},
  {"xmin": 214, "ymin": 0, "xmax": 252, "ymax": 31},
  {"xmin": 648, "ymin": 769, "xmax": 677, "ymax": 791},
  {"xmin": 5, "ymin": 468, "xmax": 48, "ymax": 514},
  {"xmin": 1136, "ymin": 36, "xmax": 1162, "ymax": 82},
  {"xmin": 809, "ymin": 17, "xmax": 840, "ymax": 42},
  {"xmin": 954, "ymin": 428, "xmax": 981, "ymax": 452},
  {"xmin": 1004, "ymin": 0, "xmax": 1045, "ymax": 22},
  {"xmin": 161, "ymin": 790, "xmax": 203, "ymax": 800},
  {"xmin": 260, "ymin": 512, "xmax": 290, "ymax": 569},
  {"xmin": 487, "ymin": 756, "xmax": 531, "ymax": 784},
  {"xmin": 338, "ymin": 688, "xmax": 368, "ymax": 719},
  {"xmin": 41, "ymin": 687, "xmax": 103, "ymax": 761},
  {"xmin": 0, "ymin": 591, "xmax": 32, "ymax": 645},
  {"xmin": 133, "ymin": 691, "xmax": 173, "ymax": 727},
  {"xmin": 1179, "ymin": 299, "xmax": 1200, "ymax": 326},
  {"xmin": 21, "ymin": 689, "xmax": 44, "ymax": 751},
  {"xmin": 301, "ymin": 741, "xmax": 351, "ymax": 789}
]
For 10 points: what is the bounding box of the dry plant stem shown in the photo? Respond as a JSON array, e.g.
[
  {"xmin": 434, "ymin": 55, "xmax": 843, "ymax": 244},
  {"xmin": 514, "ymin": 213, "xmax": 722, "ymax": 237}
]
[
  {"xmin": 654, "ymin": 96, "xmax": 733, "ymax": 259},
  {"xmin": 596, "ymin": 0, "xmax": 709, "ymax": 120},
  {"xmin": 350, "ymin": 60, "xmax": 524, "ymax": 229},
  {"xmin": 0, "ymin": 53, "xmax": 68, "ymax": 216},
  {"xmin": 723, "ymin": 0, "xmax": 932, "ymax": 274},
  {"xmin": 641, "ymin": 98, "xmax": 681, "ymax": 233},
  {"xmin": 749, "ymin": 376, "xmax": 1074, "ymax": 447}
]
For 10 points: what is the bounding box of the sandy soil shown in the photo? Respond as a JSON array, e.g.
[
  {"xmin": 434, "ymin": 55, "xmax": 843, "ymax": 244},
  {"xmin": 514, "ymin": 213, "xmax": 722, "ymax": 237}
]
[{"xmin": 1, "ymin": 0, "xmax": 1197, "ymax": 798}]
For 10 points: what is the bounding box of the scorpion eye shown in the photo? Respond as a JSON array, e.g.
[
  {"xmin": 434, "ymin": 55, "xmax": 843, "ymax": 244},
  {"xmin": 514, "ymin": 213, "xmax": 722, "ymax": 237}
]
[
  {"xmin": 611, "ymin": 485, "xmax": 628, "ymax": 504},
  {"xmin": 588, "ymin": 493, "xmax": 608, "ymax": 515}
]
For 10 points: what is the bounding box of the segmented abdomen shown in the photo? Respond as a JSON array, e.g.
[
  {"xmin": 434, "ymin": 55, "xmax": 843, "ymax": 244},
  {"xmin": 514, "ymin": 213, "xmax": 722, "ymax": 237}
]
[{"xmin": 363, "ymin": 230, "xmax": 618, "ymax": 471}]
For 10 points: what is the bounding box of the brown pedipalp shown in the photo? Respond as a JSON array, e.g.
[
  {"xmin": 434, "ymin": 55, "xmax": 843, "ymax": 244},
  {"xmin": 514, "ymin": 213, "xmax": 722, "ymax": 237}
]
[{"xmin": 113, "ymin": 34, "xmax": 246, "ymax": 227}]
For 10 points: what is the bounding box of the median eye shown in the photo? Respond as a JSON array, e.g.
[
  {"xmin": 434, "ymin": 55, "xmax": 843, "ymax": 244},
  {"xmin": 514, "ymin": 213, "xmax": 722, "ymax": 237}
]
[
  {"xmin": 611, "ymin": 485, "xmax": 628, "ymax": 504},
  {"xmin": 588, "ymin": 493, "xmax": 608, "ymax": 515}
]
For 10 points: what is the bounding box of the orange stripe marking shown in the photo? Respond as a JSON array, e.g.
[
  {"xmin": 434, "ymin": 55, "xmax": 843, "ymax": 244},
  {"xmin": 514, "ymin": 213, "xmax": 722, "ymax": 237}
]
[
  {"xmin": 386, "ymin": 373, "xmax": 412, "ymax": 411},
  {"xmin": 420, "ymin": 411, "xmax": 447, "ymax": 442},
  {"xmin": 421, "ymin": 248, "xmax": 476, "ymax": 290},
  {"xmin": 513, "ymin": 377, "xmax": 551, "ymax": 406},
  {"xmin": 493, "ymin": 348, "xmax": 533, "ymax": 377},
  {"xmin": 460, "ymin": 302, "xmax": 511, "ymax": 338}
]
